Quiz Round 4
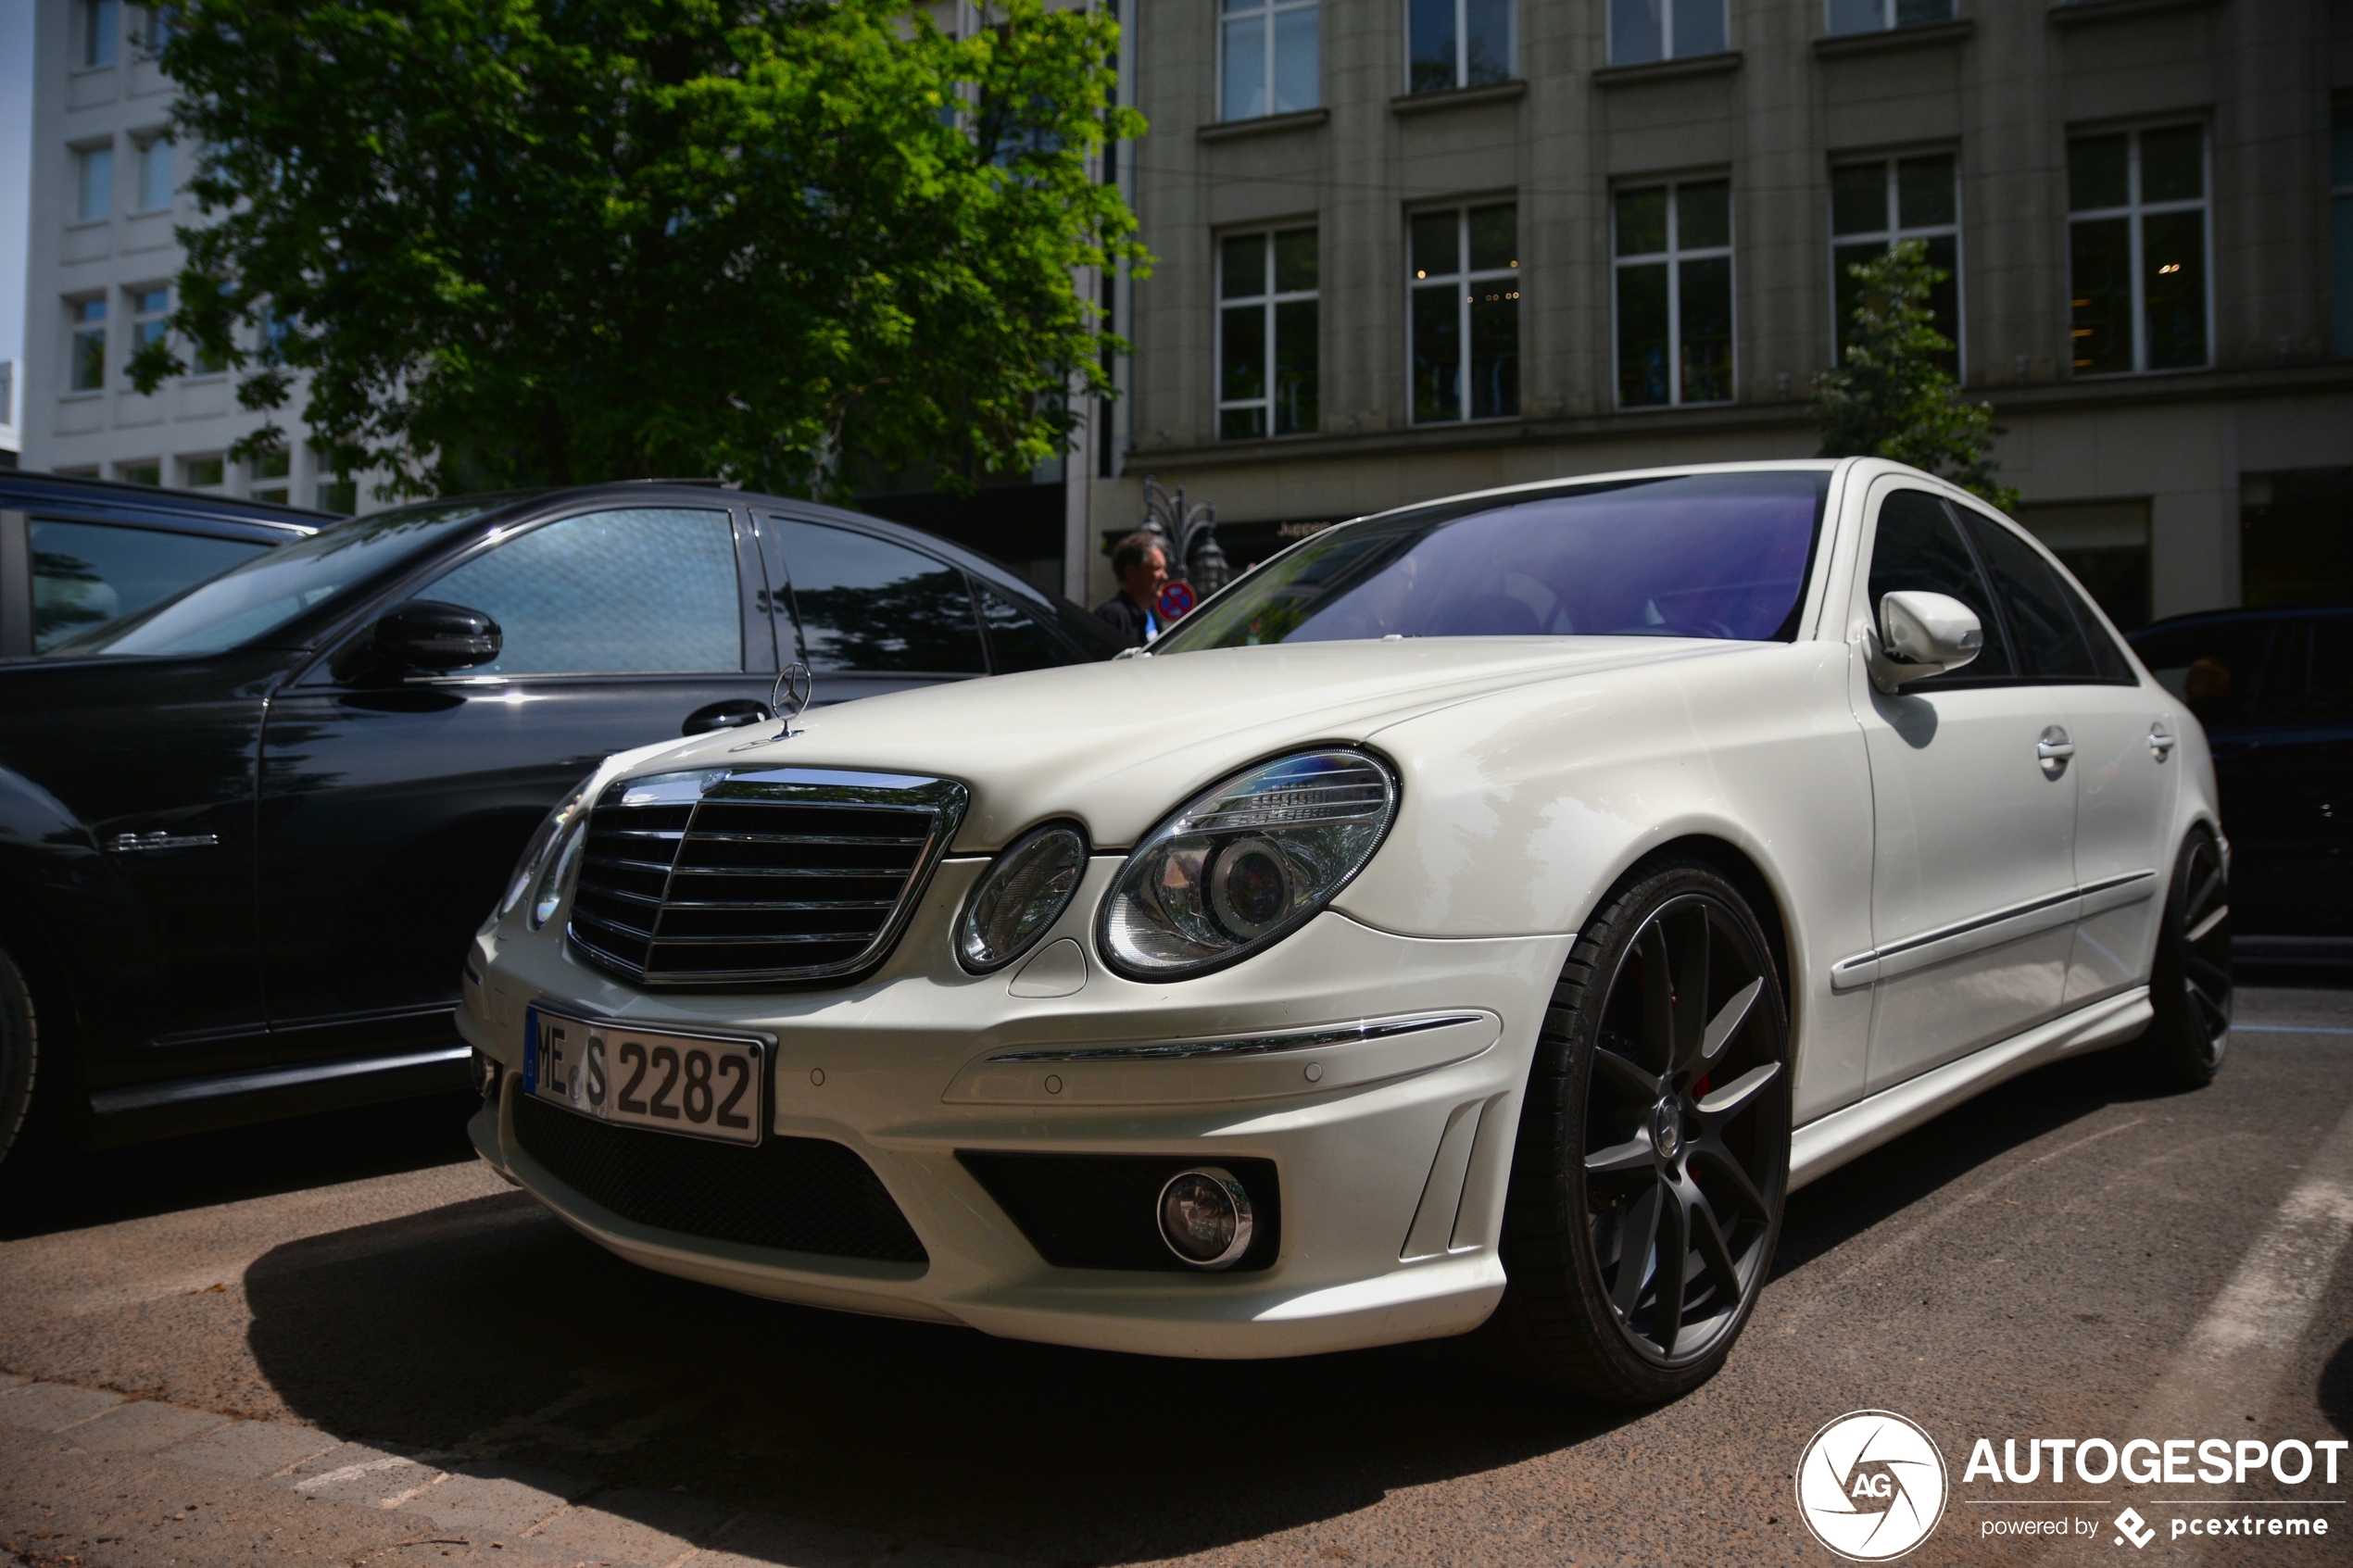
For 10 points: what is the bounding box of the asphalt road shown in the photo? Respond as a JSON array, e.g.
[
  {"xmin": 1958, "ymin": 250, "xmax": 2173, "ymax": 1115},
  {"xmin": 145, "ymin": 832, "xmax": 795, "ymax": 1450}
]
[{"xmin": 2, "ymin": 985, "xmax": 2348, "ymax": 1568}]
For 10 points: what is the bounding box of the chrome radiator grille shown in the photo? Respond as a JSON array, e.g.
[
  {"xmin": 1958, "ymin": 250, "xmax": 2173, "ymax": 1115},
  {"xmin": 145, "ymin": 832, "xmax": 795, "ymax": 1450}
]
[{"xmin": 567, "ymin": 766, "xmax": 969, "ymax": 986}]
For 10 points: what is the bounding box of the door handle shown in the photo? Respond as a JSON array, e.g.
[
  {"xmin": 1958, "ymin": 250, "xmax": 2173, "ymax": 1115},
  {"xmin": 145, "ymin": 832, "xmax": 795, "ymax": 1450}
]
[
  {"xmin": 2148, "ymin": 722, "xmax": 2176, "ymax": 760},
  {"xmin": 682, "ymin": 698, "xmax": 774, "ymax": 736},
  {"xmin": 2037, "ymin": 725, "xmax": 2074, "ymax": 777}
]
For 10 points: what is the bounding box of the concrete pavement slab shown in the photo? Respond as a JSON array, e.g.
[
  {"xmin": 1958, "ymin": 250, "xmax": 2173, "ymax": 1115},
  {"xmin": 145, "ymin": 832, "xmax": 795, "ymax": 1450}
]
[
  {"xmin": 159, "ymin": 1415, "xmax": 339, "ymax": 1479},
  {"xmin": 60, "ymin": 1399, "xmax": 236, "ymax": 1454},
  {"xmin": 396, "ymin": 1459, "xmax": 596, "ymax": 1537},
  {"xmin": 285, "ymin": 1437, "xmax": 449, "ymax": 1507},
  {"xmin": 0, "ymin": 1381, "xmax": 123, "ymax": 1431},
  {"xmin": 524, "ymin": 1486, "xmax": 738, "ymax": 1565}
]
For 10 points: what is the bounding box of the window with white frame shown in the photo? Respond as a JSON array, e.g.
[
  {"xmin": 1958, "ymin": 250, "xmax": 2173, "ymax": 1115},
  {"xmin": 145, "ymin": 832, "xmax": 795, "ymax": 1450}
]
[
  {"xmin": 1407, "ymin": 0, "xmax": 1513, "ymax": 94},
  {"xmin": 250, "ymin": 448, "xmax": 292, "ymax": 504},
  {"xmin": 1826, "ymin": 0, "xmax": 1951, "ymax": 35},
  {"xmin": 1831, "ymin": 154, "xmax": 1960, "ymax": 373},
  {"xmin": 117, "ymin": 459, "xmax": 160, "ymax": 484},
  {"xmin": 182, "ymin": 454, "xmax": 225, "ymax": 488},
  {"xmin": 2068, "ymin": 125, "xmax": 2209, "ymax": 375},
  {"xmin": 1614, "ymin": 180, "xmax": 1733, "ymax": 408},
  {"xmin": 68, "ymin": 298, "xmax": 107, "ymax": 392},
  {"xmin": 135, "ymin": 5, "xmax": 174, "ymax": 56},
  {"xmin": 1410, "ymin": 204, "xmax": 1519, "ymax": 422},
  {"xmin": 129, "ymin": 286, "xmax": 169, "ymax": 360},
  {"xmin": 74, "ymin": 144, "xmax": 113, "ymax": 222},
  {"xmin": 133, "ymin": 135, "xmax": 172, "ymax": 211},
  {"xmin": 1609, "ymin": 0, "xmax": 1726, "ymax": 67},
  {"xmin": 1218, "ymin": 228, "xmax": 1319, "ymax": 440},
  {"xmin": 1220, "ymin": 0, "xmax": 1316, "ymax": 122},
  {"xmin": 79, "ymin": 0, "xmax": 119, "ymax": 68}
]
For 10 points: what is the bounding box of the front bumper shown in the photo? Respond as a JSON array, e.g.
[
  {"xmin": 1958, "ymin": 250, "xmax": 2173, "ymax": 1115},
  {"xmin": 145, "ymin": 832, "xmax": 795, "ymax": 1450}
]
[{"xmin": 462, "ymin": 858, "xmax": 1568, "ymax": 1359}]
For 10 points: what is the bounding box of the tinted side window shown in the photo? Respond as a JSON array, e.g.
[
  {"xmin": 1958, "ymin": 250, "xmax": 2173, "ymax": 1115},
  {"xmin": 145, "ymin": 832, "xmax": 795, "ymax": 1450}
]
[
  {"xmin": 425, "ymin": 507, "xmax": 742, "ymax": 675},
  {"xmin": 31, "ymin": 520, "xmax": 270, "ymax": 652},
  {"xmin": 979, "ymin": 588, "xmax": 1067, "ymax": 673},
  {"xmin": 2306, "ymin": 620, "xmax": 2353, "ymax": 724},
  {"xmin": 774, "ymin": 520, "xmax": 985, "ymax": 674},
  {"xmin": 2132, "ymin": 622, "xmax": 2273, "ymax": 731},
  {"xmin": 1964, "ymin": 516, "xmax": 2099, "ymax": 681},
  {"xmin": 1866, "ymin": 490, "xmax": 2013, "ymax": 680}
]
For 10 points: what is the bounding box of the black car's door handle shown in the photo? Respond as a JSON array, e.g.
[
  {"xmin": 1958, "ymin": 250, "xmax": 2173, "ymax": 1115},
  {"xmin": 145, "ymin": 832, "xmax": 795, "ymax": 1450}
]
[{"xmin": 682, "ymin": 699, "xmax": 774, "ymax": 735}]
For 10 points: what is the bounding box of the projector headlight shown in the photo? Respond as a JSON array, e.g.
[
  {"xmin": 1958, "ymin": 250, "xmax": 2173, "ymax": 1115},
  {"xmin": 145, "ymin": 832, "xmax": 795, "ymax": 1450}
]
[
  {"xmin": 957, "ymin": 822, "xmax": 1088, "ymax": 972},
  {"xmin": 1100, "ymin": 748, "xmax": 1398, "ymax": 979},
  {"xmin": 497, "ymin": 773, "xmax": 595, "ymax": 923}
]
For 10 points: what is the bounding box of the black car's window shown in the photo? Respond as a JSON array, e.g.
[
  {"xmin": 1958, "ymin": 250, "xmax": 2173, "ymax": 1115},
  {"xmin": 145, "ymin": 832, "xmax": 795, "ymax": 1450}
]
[
  {"xmin": 30, "ymin": 520, "xmax": 271, "ymax": 652},
  {"xmin": 2308, "ymin": 620, "xmax": 2353, "ymax": 723},
  {"xmin": 1964, "ymin": 514, "xmax": 2101, "ymax": 681},
  {"xmin": 424, "ymin": 508, "xmax": 742, "ymax": 675},
  {"xmin": 978, "ymin": 587, "xmax": 1066, "ymax": 673},
  {"xmin": 46, "ymin": 500, "xmax": 494, "ymax": 657},
  {"xmin": 1865, "ymin": 489, "xmax": 2014, "ymax": 681},
  {"xmin": 2133, "ymin": 622, "xmax": 2274, "ymax": 731},
  {"xmin": 773, "ymin": 519, "xmax": 985, "ymax": 673},
  {"xmin": 2247, "ymin": 624, "xmax": 2308, "ymax": 727},
  {"xmin": 1157, "ymin": 470, "xmax": 1829, "ymax": 651}
]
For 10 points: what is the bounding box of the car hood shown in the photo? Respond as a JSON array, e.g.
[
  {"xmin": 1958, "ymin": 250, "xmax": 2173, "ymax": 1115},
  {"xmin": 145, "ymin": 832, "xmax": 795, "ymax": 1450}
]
[{"xmin": 628, "ymin": 637, "xmax": 1751, "ymax": 851}]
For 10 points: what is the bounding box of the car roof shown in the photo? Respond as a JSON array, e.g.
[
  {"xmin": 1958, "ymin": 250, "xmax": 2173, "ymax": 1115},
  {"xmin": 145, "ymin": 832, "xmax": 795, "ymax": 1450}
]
[
  {"xmin": 2128, "ymin": 604, "xmax": 2353, "ymax": 642},
  {"xmin": 0, "ymin": 468, "xmax": 333, "ymax": 542}
]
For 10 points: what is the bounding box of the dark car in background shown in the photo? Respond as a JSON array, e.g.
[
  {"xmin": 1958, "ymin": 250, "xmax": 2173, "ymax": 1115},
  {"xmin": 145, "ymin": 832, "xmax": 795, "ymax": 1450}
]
[
  {"xmin": 0, "ymin": 482, "xmax": 1120, "ymax": 1170},
  {"xmin": 2, "ymin": 470, "xmax": 332, "ymax": 658},
  {"xmin": 2129, "ymin": 606, "xmax": 2351, "ymax": 963}
]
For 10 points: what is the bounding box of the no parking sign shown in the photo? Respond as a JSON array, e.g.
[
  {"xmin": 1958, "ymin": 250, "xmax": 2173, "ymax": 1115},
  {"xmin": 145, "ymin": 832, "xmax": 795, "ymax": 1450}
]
[{"xmin": 1156, "ymin": 580, "xmax": 1197, "ymax": 621}]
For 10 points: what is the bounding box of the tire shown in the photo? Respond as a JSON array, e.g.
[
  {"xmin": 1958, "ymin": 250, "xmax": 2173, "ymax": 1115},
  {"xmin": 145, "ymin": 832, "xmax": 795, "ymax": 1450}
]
[
  {"xmin": 0, "ymin": 942, "xmax": 39, "ymax": 1173},
  {"xmin": 2137, "ymin": 827, "xmax": 2231, "ymax": 1091},
  {"xmin": 1485, "ymin": 857, "xmax": 1792, "ymax": 1404}
]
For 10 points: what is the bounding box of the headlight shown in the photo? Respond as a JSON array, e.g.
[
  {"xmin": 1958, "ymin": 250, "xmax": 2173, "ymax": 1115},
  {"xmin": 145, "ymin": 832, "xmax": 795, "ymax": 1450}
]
[
  {"xmin": 1100, "ymin": 748, "xmax": 1397, "ymax": 979},
  {"xmin": 957, "ymin": 822, "xmax": 1088, "ymax": 972},
  {"xmin": 529, "ymin": 816, "xmax": 587, "ymax": 929},
  {"xmin": 497, "ymin": 774, "xmax": 595, "ymax": 922}
]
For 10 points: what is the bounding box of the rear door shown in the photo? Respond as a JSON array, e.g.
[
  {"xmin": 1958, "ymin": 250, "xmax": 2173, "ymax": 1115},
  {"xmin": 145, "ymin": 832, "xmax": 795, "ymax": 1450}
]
[
  {"xmin": 1955, "ymin": 508, "xmax": 2177, "ymax": 1007},
  {"xmin": 762, "ymin": 515, "xmax": 989, "ymax": 703},
  {"xmin": 2231, "ymin": 615, "xmax": 2353, "ymax": 945},
  {"xmin": 256, "ymin": 502, "xmax": 777, "ymax": 1056}
]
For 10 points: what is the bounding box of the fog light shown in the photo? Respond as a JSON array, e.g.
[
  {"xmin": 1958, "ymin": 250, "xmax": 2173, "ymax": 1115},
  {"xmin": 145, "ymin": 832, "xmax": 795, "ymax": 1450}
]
[{"xmin": 1157, "ymin": 1166, "xmax": 1254, "ymax": 1269}]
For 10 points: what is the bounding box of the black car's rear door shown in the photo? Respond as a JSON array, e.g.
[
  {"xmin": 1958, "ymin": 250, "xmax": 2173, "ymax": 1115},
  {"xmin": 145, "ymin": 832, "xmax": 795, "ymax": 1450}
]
[
  {"xmin": 256, "ymin": 502, "xmax": 777, "ymax": 1056},
  {"xmin": 761, "ymin": 514, "xmax": 989, "ymax": 703}
]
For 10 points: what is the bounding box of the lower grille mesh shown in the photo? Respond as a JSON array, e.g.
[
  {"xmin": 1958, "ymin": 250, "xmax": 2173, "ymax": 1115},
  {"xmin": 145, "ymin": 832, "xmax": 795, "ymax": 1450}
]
[
  {"xmin": 515, "ymin": 1094, "xmax": 927, "ymax": 1264},
  {"xmin": 958, "ymin": 1151, "xmax": 1281, "ymax": 1272}
]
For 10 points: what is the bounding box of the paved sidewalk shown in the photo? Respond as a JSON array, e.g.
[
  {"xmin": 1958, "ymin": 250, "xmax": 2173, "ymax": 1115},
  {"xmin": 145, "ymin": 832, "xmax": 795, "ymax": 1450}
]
[{"xmin": 0, "ymin": 1373, "xmax": 1017, "ymax": 1568}]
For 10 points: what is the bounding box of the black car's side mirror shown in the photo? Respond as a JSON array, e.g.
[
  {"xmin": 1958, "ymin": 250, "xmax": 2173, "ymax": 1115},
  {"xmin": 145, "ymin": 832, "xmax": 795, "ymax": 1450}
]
[{"xmin": 373, "ymin": 600, "xmax": 502, "ymax": 672}]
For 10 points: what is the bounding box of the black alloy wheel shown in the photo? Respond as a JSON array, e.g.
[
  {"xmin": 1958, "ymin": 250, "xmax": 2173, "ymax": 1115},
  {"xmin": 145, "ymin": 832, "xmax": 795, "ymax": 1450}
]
[
  {"xmin": 2140, "ymin": 828, "xmax": 2231, "ymax": 1090},
  {"xmin": 0, "ymin": 943, "xmax": 40, "ymax": 1174},
  {"xmin": 1488, "ymin": 858, "xmax": 1791, "ymax": 1404}
]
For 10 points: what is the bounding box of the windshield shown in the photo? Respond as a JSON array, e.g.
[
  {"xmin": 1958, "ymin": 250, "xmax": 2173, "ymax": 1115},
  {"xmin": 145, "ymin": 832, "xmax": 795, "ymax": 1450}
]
[
  {"xmin": 1156, "ymin": 470, "xmax": 1831, "ymax": 653},
  {"xmin": 44, "ymin": 500, "xmax": 501, "ymax": 658}
]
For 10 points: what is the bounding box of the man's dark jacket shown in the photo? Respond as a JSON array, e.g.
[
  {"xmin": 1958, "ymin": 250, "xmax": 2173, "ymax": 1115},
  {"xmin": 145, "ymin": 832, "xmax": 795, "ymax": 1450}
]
[{"xmin": 1094, "ymin": 592, "xmax": 1155, "ymax": 648}]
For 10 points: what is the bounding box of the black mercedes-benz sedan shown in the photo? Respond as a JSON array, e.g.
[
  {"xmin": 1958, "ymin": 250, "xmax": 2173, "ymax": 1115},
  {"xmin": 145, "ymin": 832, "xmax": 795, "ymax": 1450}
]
[{"xmin": 0, "ymin": 482, "xmax": 1120, "ymax": 1167}]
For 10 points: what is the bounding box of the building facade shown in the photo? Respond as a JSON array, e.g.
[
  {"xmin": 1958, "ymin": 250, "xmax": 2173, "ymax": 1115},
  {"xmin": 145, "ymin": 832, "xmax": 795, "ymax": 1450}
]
[
  {"xmin": 19, "ymin": 0, "xmax": 354, "ymax": 509},
  {"xmin": 1083, "ymin": 0, "xmax": 2353, "ymax": 627}
]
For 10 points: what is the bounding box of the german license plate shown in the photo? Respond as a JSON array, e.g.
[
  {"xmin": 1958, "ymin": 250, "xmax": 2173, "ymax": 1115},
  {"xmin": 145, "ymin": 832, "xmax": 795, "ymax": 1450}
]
[{"xmin": 524, "ymin": 1009, "xmax": 767, "ymax": 1146}]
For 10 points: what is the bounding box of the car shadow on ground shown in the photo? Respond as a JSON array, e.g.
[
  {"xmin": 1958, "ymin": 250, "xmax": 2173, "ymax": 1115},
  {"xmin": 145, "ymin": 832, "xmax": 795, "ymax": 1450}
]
[
  {"xmin": 0, "ymin": 1092, "xmax": 481, "ymax": 1242},
  {"xmin": 233, "ymin": 1044, "xmax": 2195, "ymax": 1566}
]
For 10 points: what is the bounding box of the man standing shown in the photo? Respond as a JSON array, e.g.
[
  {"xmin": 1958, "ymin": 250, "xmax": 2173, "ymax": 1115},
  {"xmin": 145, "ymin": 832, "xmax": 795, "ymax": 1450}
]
[{"xmin": 1095, "ymin": 531, "xmax": 1169, "ymax": 648}]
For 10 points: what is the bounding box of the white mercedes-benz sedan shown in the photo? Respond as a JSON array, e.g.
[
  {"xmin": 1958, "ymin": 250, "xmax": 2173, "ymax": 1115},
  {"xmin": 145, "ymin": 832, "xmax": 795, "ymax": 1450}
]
[{"xmin": 458, "ymin": 458, "xmax": 2229, "ymax": 1403}]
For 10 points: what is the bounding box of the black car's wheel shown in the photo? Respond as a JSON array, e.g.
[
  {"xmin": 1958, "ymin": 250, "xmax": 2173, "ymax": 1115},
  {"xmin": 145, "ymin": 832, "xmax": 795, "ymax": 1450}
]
[
  {"xmin": 1487, "ymin": 858, "xmax": 1791, "ymax": 1404},
  {"xmin": 0, "ymin": 943, "xmax": 39, "ymax": 1173},
  {"xmin": 2138, "ymin": 828, "xmax": 2231, "ymax": 1091}
]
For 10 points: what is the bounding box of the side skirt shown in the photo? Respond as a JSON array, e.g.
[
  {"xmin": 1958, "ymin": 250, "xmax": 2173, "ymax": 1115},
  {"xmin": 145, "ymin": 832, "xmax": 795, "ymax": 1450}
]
[
  {"xmin": 86, "ymin": 1045, "xmax": 472, "ymax": 1148},
  {"xmin": 1788, "ymin": 987, "xmax": 2152, "ymax": 1191}
]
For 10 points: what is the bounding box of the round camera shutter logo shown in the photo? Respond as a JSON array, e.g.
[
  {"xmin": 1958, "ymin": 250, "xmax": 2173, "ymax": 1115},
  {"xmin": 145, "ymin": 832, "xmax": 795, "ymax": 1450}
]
[{"xmin": 1794, "ymin": 1410, "xmax": 1949, "ymax": 1562}]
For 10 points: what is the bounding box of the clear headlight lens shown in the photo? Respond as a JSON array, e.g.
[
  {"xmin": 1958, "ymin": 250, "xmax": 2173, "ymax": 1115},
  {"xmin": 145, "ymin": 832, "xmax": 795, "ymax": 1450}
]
[
  {"xmin": 1100, "ymin": 749, "xmax": 1398, "ymax": 979},
  {"xmin": 529, "ymin": 817, "xmax": 587, "ymax": 930},
  {"xmin": 957, "ymin": 822, "xmax": 1088, "ymax": 972},
  {"xmin": 497, "ymin": 774, "xmax": 595, "ymax": 922}
]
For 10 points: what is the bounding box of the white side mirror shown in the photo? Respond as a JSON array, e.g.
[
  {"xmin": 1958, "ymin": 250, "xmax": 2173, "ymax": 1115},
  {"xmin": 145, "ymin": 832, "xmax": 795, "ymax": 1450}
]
[{"xmin": 1868, "ymin": 590, "xmax": 1983, "ymax": 693}]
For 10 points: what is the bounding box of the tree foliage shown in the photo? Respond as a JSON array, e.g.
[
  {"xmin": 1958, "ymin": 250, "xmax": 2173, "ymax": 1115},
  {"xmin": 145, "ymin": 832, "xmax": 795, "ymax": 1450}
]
[
  {"xmin": 1812, "ymin": 241, "xmax": 2018, "ymax": 512},
  {"xmin": 133, "ymin": 0, "xmax": 1146, "ymax": 500}
]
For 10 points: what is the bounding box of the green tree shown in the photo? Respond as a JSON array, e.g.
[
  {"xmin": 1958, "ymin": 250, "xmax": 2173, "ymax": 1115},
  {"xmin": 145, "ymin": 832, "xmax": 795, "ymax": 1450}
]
[
  {"xmin": 1812, "ymin": 240, "xmax": 2019, "ymax": 512},
  {"xmin": 132, "ymin": 0, "xmax": 1146, "ymax": 501}
]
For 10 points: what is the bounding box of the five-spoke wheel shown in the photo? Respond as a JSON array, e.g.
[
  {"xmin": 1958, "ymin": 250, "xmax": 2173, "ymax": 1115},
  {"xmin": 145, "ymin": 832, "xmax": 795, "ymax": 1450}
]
[{"xmin": 2142, "ymin": 828, "xmax": 2231, "ymax": 1089}]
